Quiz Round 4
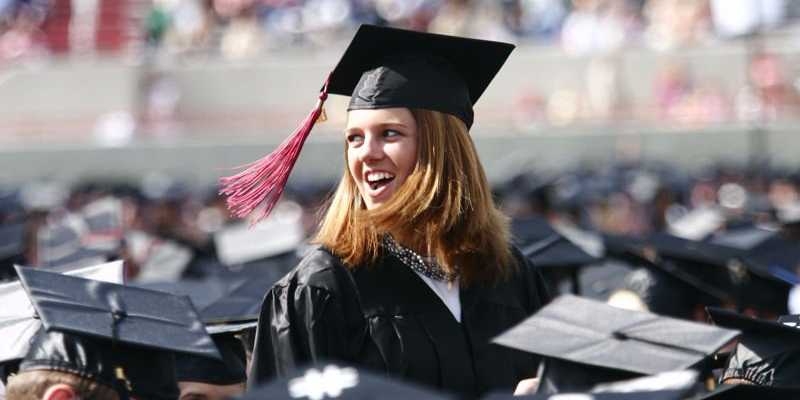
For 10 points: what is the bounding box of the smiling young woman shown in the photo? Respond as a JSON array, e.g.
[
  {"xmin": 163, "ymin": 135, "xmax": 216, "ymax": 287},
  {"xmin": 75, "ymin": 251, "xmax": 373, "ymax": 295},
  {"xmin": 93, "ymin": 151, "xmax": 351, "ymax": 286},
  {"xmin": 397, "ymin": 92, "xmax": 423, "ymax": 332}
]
[
  {"xmin": 228, "ymin": 25, "xmax": 551, "ymax": 398},
  {"xmin": 317, "ymin": 108, "xmax": 515, "ymax": 286}
]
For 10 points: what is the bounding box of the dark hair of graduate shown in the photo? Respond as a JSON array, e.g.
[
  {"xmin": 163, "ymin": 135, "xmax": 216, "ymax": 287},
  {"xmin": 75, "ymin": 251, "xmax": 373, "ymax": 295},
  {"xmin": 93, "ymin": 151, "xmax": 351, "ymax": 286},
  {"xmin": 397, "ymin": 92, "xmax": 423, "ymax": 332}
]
[{"xmin": 314, "ymin": 108, "xmax": 515, "ymax": 286}]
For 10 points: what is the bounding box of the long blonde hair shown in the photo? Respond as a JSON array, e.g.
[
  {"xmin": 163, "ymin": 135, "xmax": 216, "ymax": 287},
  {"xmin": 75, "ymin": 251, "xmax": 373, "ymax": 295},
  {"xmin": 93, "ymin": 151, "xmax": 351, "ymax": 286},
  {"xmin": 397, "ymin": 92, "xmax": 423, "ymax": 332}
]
[{"xmin": 314, "ymin": 109, "xmax": 514, "ymax": 285}]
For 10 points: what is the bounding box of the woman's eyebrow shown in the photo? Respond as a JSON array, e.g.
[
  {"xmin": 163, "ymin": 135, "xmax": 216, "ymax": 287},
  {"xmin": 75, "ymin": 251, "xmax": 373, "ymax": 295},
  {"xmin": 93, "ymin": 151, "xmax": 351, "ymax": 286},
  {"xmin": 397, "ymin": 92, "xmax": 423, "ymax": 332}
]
[{"xmin": 345, "ymin": 122, "xmax": 408, "ymax": 132}]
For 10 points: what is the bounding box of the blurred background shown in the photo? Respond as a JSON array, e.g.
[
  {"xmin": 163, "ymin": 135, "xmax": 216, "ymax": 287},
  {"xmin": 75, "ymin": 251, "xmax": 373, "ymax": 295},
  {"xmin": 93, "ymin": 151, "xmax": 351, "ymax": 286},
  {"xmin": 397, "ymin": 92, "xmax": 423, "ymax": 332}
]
[{"xmin": 3, "ymin": 0, "xmax": 800, "ymax": 317}]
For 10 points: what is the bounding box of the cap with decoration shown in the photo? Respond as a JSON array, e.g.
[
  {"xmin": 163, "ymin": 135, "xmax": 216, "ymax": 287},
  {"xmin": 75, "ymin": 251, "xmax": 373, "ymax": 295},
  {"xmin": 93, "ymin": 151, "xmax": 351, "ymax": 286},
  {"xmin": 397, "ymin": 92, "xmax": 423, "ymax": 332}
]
[{"xmin": 219, "ymin": 24, "xmax": 514, "ymax": 222}]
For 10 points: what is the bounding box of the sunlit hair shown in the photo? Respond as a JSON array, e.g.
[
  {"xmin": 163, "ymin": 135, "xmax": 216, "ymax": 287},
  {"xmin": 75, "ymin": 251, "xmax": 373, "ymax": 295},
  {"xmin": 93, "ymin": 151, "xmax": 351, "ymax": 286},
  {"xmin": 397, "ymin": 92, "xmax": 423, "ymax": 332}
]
[
  {"xmin": 314, "ymin": 108, "xmax": 514, "ymax": 285},
  {"xmin": 6, "ymin": 369, "xmax": 120, "ymax": 400}
]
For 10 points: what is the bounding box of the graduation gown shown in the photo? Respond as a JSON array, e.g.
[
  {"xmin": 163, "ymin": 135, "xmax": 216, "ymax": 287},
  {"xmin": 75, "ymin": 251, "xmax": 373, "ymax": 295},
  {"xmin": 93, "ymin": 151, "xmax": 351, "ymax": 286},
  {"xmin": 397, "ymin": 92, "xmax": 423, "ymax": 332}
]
[{"xmin": 249, "ymin": 245, "xmax": 550, "ymax": 398}]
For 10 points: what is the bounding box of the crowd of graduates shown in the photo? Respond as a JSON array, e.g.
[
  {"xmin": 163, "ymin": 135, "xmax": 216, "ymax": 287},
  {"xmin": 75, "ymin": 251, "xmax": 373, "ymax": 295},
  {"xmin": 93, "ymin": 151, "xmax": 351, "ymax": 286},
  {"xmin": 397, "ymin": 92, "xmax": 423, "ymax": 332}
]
[{"xmin": 2, "ymin": 160, "xmax": 800, "ymax": 399}]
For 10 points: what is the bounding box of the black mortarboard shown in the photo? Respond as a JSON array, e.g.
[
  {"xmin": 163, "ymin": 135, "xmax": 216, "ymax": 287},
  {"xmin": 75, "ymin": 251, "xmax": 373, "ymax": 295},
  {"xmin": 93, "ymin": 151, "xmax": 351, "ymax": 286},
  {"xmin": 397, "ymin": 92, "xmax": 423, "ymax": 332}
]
[
  {"xmin": 0, "ymin": 222, "xmax": 25, "ymax": 280},
  {"xmin": 778, "ymin": 314, "xmax": 800, "ymax": 327},
  {"xmin": 125, "ymin": 230, "xmax": 193, "ymax": 282},
  {"xmin": 512, "ymin": 217, "xmax": 599, "ymax": 269},
  {"xmin": 493, "ymin": 295, "xmax": 739, "ymax": 393},
  {"xmin": 241, "ymin": 363, "xmax": 453, "ymax": 400},
  {"xmin": 80, "ymin": 196, "xmax": 125, "ymax": 253},
  {"xmin": 213, "ymin": 204, "xmax": 304, "ymax": 266},
  {"xmin": 20, "ymin": 329, "xmax": 180, "ymax": 400},
  {"xmin": 482, "ymin": 390, "xmax": 687, "ymax": 400},
  {"xmin": 174, "ymin": 321, "xmax": 256, "ymax": 385},
  {"xmin": 668, "ymin": 206, "xmax": 726, "ymax": 241},
  {"xmin": 708, "ymin": 228, "xmax": 798, "ymax": 313},
  {"xmin": 0, "ymin": 260, "xmax": 125, "ymax": 368},
  {"xmin": 602, "ymin": 234, "xmax": 732, "ymax": 316},
  {"xmin": 696, "ymin": 384, "xmax": 800, "ymax": 399},
  {"xmin": 329, "ymin": 25, "xmax": 513, "ymax": 129},
  {"xmin": 220, "ymin": 24, "xmax": 514, "ymax": 223},
  {"xmin": 173, "ymin": 267, "xmax": 270, "ymax": 385},
  {"xmin": 707, "ymin": 308, "xmax": 800, "ymax": 388},
  {"xmin": 15, "ymin": 265, "xmax": 221, "ymax": 360},
  {"xmin": 606, "ymin": 232, "xmax": 780, "ymax": 309},
  {"xmin": 512, "ymin": 217, "xmax": 600, "ymax": 294},
  {"xmin": 35, "ymin": 213, "xmax": 110, "ymax": 270},
  {"xmin": 134, "ymin": 276, "xmax": 242, "ymax": 311},
  {"xmin": 200, "ymin": 263, "xmax": 290, "ymax": 324}
]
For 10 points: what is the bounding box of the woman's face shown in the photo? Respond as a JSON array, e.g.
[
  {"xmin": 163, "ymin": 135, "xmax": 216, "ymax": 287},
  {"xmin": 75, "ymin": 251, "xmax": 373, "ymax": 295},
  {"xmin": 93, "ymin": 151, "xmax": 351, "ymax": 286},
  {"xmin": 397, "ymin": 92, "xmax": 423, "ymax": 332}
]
[{"xmin": 345, "ymin": 107, "xmax": 419, "ymax": 210}]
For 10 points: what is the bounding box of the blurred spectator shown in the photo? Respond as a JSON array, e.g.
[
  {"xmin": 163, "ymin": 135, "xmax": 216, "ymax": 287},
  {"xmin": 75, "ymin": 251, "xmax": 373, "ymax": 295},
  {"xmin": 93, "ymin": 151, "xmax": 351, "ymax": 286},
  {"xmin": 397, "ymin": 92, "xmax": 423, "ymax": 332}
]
[
  {"xmin": 0, "ymin": 1, "xmax": 48, "ymax": 60},
  {"xmin": 710, "ymin": 0, "xmax": 786, "ymax": 38},
  {"xmin": 561, "ymin": 0, "xmax": 640, "ymax": 56},
  {"xmin": 643, "ymin": 0, "xmax": 712, "ymax": 51}
]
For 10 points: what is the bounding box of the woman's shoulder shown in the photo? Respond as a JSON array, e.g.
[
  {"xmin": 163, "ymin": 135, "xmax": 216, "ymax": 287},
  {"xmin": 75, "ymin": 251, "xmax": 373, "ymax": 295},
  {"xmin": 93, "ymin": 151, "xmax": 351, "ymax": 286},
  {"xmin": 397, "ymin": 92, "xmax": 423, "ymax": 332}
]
[{"xmin": 274, "ymin": 245, "xmax": 352, "ymax": 293}]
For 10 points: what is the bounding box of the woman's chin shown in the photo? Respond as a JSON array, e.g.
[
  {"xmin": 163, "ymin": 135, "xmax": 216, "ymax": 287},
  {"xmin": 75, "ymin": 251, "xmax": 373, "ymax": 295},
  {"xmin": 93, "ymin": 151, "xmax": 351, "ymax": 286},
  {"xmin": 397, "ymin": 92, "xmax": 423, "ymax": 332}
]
[{"xmin": 363, "ymin": 182, "xmax": 396, "ymax": 209}]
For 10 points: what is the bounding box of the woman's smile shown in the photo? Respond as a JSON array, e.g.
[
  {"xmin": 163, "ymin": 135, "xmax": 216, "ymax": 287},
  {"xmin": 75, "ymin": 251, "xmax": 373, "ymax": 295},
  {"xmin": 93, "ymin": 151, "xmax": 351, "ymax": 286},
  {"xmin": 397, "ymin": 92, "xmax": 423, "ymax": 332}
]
[{"xmin": 345, "ymin": 108, "xmax": 419, "ymax": 210}]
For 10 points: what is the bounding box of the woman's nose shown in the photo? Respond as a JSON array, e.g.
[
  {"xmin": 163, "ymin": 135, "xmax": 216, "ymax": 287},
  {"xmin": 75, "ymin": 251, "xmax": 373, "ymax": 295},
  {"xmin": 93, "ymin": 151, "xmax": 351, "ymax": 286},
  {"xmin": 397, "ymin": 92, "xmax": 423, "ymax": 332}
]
[{"xmin": 358, "ymin": 134, "xmax": 384, "ymax": 162}]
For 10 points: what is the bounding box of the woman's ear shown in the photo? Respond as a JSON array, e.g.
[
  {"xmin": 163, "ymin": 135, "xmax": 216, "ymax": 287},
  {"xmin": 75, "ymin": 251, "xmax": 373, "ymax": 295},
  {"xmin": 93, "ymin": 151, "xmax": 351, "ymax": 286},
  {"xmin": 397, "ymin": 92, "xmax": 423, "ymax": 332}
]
[{"xmin": 42, "ymin": 383, "xmax": 78, "ymax": 400}]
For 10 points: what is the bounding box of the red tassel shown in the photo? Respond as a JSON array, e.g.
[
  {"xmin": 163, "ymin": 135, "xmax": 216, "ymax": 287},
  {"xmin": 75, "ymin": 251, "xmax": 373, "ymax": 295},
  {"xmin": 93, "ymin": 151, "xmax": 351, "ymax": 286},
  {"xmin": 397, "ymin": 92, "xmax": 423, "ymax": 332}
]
[{"xmin": 220, "ymin": 77, "xmax": 330, "ymax": 223}]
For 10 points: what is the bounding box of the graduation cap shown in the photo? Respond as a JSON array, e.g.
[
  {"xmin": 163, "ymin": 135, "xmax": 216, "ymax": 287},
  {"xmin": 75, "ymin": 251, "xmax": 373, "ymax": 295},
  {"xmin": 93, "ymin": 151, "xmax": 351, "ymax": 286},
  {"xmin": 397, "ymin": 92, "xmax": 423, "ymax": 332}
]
[
  {"xmin": 776, "ymin": 202, "xmax": 800, "ymax": 226},
  {"xmin": 482, "ymin": 390, "xmax": 688, "ymax": 400},
  {"xmin": 213, "ymin": 201, "xmax": 304, "ymax": 266},
  {"xmin": 696, "ymin": 384, "xmax": 800, "ymax": 399},
  {"xmin": 708, "ymin": 228, "xmax": 798, "ymax": 313},
  {"xmin": 602, "ymin": 233, "xmax": 735, "ymax": 316},
  {"xmin": 492, "ymin": 295, "xmax": 739, "ymax": 393},
  {"xmin": 125, "ymin": 230, "xmax": 193, "ymax": 282},
  {"xmin": 482, "ymin": 370, "xmax": 700, "ymax": 400},
  {"xmin": 36, "ymin": 212, "xmax": 111, "ymax": 270},
  {"xmin": 175, "ymin": 320, "xmax": 257, "ymax": 386},
  {"xmin": 606, "ymin": 232, "xmax": 789, "ymax": 312},
  {"xmin": 668, "ymin": 206, "xmax": 726, "ymax": 241},
  {"xmin": 0, "ymin": 260, "xmax": 126, "ymax": 369},
  {"xmin": 512, "ymin": 217, "xmax": 600, "ymax": 294},
  {"xmin": 0, "ymin": 221, "xmax": 26, "ymax": 280},
  {"xmin": 20, "ymin": 329, "xmax": 180, "ymax": 400},
  {"xmin": 200, "ymin": 273, "xmax": 279, "ymax": 324},
  {"xmin": 79, "ymin": 196, "xmax": 125, "ymax": 252},
  {"xmin": 241, "ymin": 363, "xmax": 453, "ymax": 400},
  {"xmin": 134, "ymin": 276, "xmax": 242, "ymax": 311},
  {"xmin": 707, "ymin": 308, "xmax": 800, "ymax": 388},
  {"xmin": 220, "ymin": 24, "xmax": 514, "ymax": 223},
  {"xmin": 15, "ymin": 265, "xmax": 220, "ymax": 360}
]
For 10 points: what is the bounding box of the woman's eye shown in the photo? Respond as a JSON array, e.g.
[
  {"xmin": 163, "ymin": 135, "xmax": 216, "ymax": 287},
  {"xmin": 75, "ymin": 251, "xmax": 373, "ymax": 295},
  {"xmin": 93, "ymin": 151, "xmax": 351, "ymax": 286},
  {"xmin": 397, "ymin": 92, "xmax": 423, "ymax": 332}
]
[
  {"xmin": 346, "ymin": 133, "xmax": 363, "ymax": 144},
  {"xmin": 384, "ymin": 129, "xmax": 400, "ymax": 138}
]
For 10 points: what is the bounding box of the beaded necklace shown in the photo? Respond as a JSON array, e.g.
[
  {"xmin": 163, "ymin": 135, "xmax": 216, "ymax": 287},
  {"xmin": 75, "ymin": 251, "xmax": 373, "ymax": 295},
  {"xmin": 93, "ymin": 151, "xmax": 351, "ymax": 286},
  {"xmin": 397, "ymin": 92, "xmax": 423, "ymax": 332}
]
[{"xmin": 382, "ymin": 235, "xmax": 459, "ymax": 282}]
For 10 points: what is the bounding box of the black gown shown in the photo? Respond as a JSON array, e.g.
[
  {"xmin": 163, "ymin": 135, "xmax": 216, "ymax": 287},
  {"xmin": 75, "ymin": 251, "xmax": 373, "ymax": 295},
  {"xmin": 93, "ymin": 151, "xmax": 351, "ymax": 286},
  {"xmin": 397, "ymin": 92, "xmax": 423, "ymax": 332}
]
[{"xmin": 248, "ymin": 245, "xmax": 550, "ymax": 398}]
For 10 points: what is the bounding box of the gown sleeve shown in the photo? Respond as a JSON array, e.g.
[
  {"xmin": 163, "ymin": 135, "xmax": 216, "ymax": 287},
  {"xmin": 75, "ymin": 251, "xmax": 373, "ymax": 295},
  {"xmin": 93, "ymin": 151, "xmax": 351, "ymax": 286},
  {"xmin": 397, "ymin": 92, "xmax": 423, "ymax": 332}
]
[{"xmin": 247, "ymin": 256, "xmax": 357, "ymax": 387}]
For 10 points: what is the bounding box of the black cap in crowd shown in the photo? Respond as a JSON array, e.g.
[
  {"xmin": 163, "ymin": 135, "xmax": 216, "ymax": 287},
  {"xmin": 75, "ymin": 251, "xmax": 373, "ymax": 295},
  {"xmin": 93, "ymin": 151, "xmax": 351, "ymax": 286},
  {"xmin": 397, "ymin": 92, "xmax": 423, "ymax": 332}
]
[
  {"xmin": 492, "ymin": 295, "xmax": 739, "ymax": 393},
  {"xmin": 174, "ymin": 321, "xmax": 256, "ymax": 386},
  {"xmin": 512, "ymin": 216, "xmax": 599, "ymax": 269},
  {"xmin": 13, "ymin": 266, "xmax": 222, "ymax": 399},
  {"xmin": 707, "ymin": 307, "xmax": 800, "ymax": 388},
  {"xmin": 0, "ymin": 260, "xmax": 125, "ymax": 373}
]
